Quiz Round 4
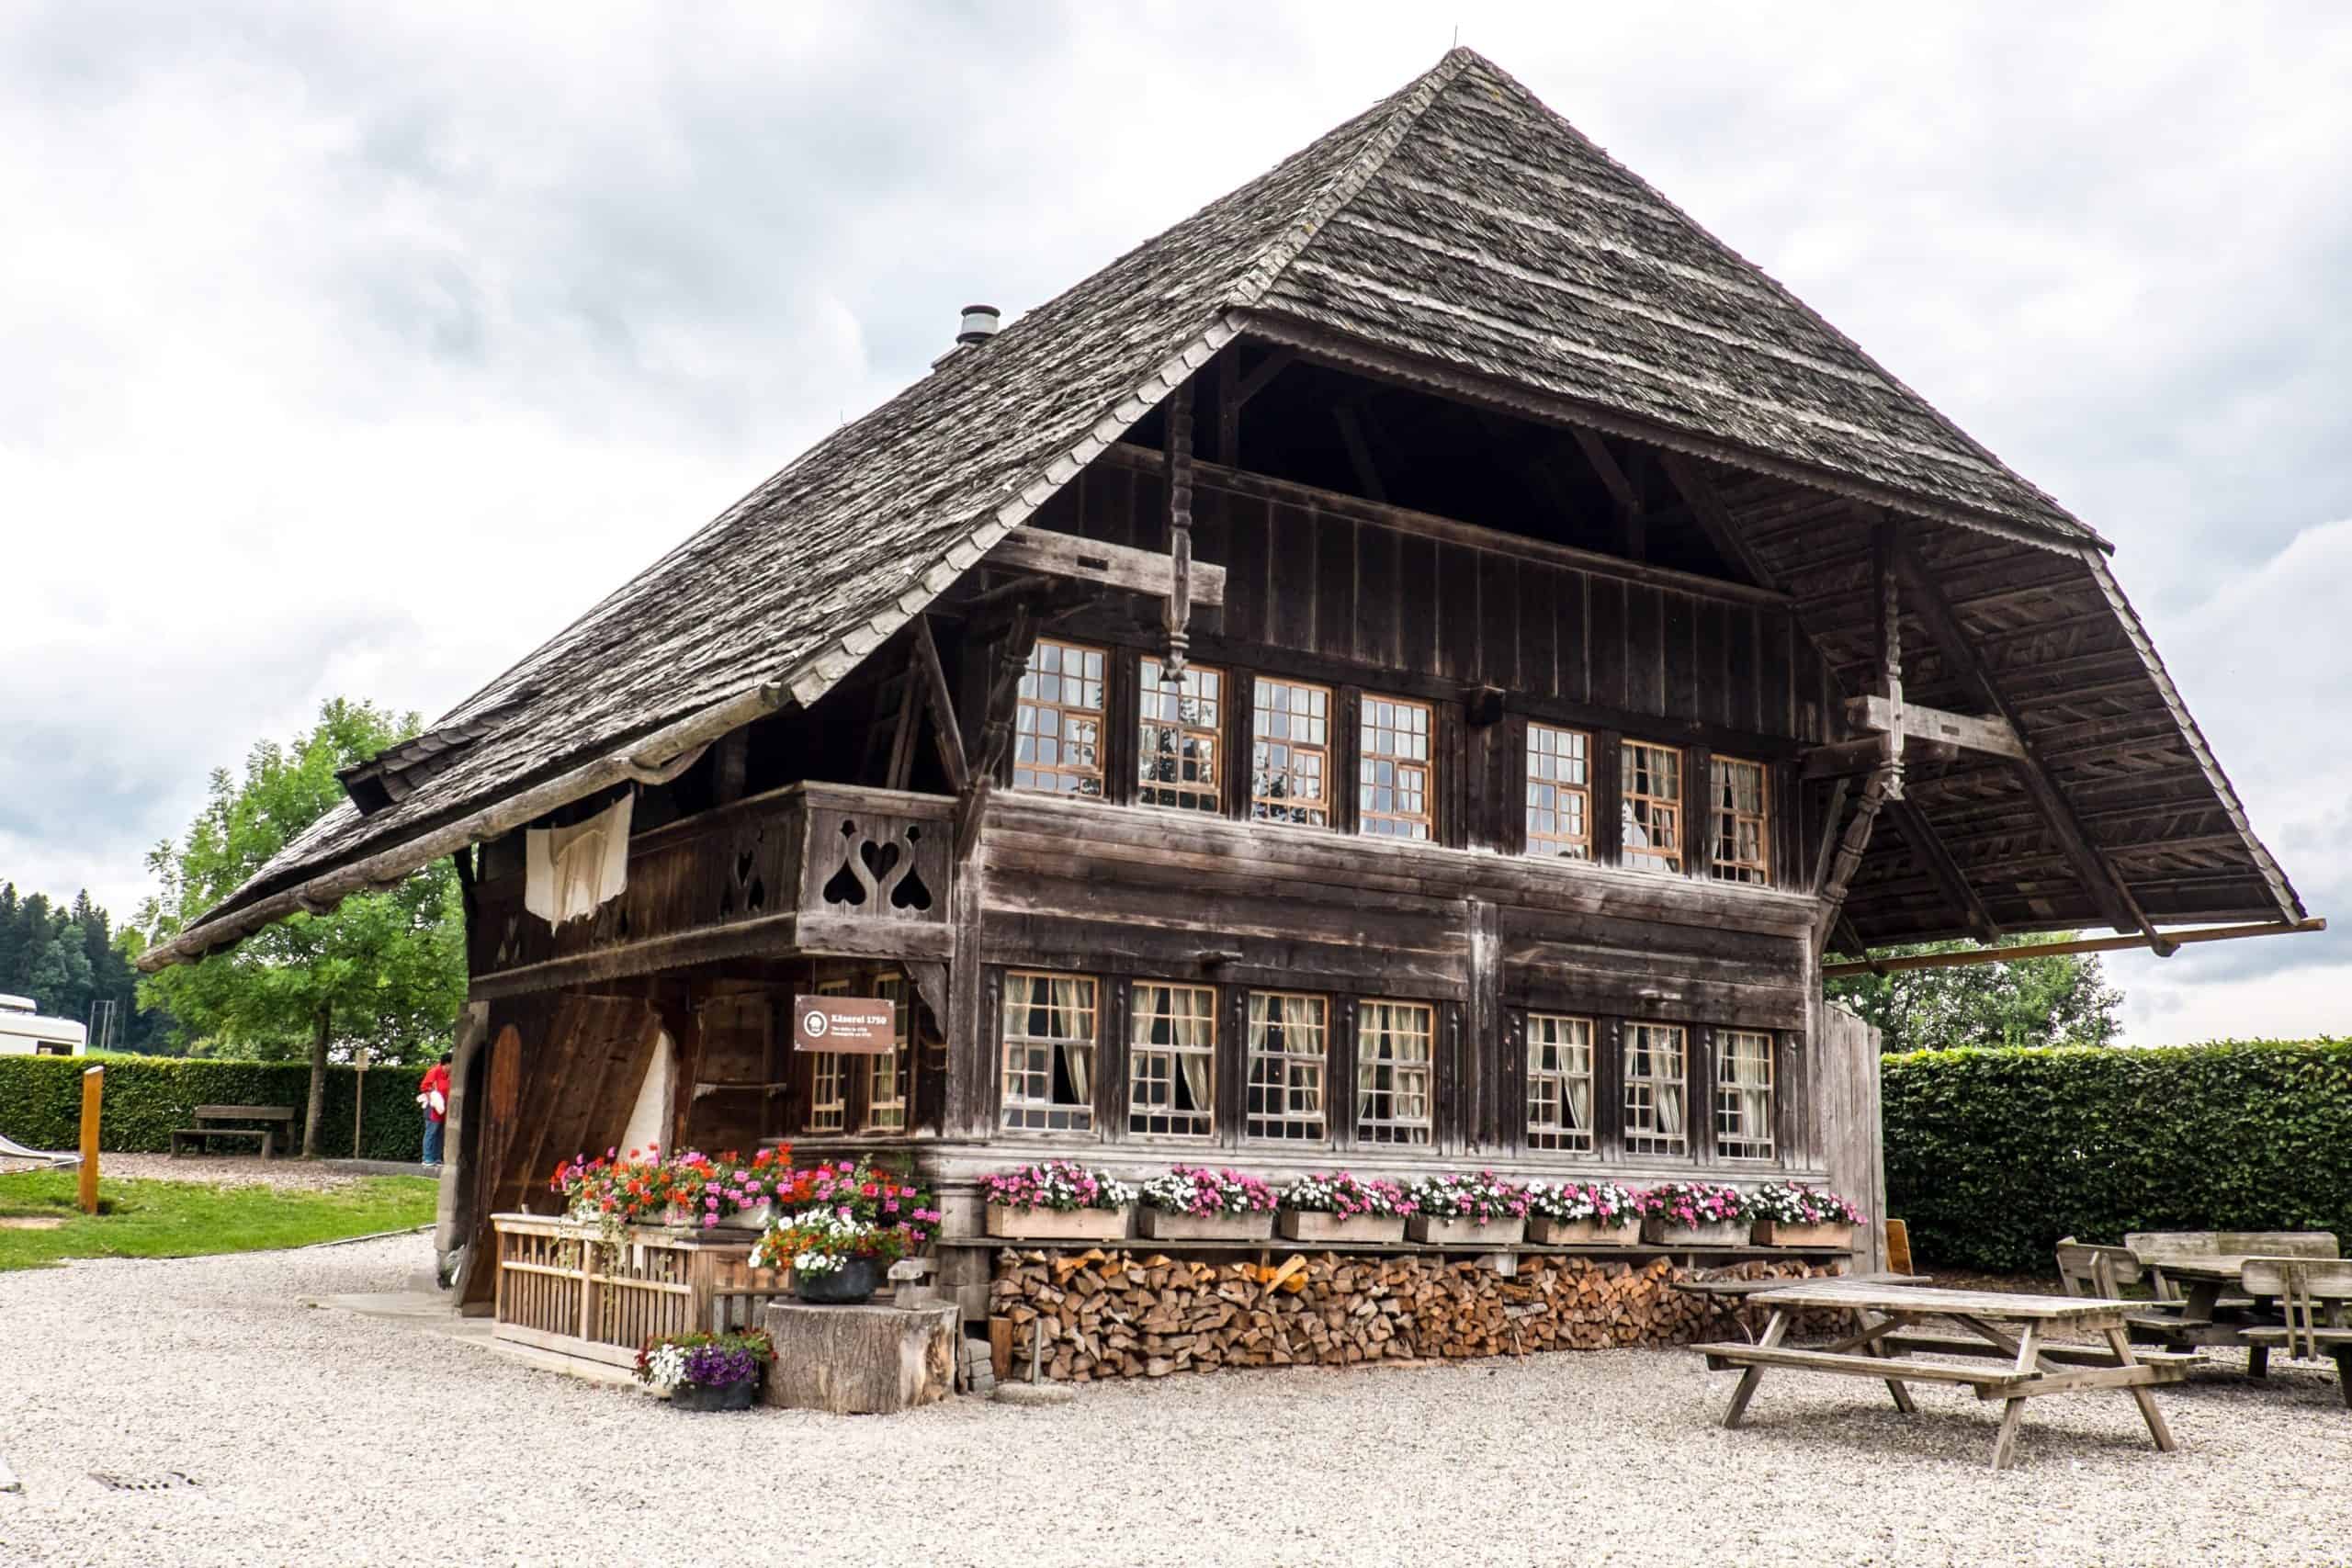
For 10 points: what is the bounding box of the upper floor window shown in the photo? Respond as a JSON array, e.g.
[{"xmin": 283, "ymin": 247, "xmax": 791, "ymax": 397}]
[
  {"xmin": 1621, "ymin": 740, "xmax": 1683, "ymax": 874},
  {"xmin": 1525, "ymin": 724, "xmax": 1591, "ymax": 860},
  {"xmin": 1129, "ymin": 982, "xmax": 1216, "ymax": 1138},
  {"xmin": 1013, "ymin": 639, "xmax": 1105, "ymax": 797},
  {"xmin": 1356, "ymin": 999, "xmax": 1434, "ymax": 1145},
  {"xmin": 1001, "ymin": 970, "xmax": 1098, "ymax": 1133},
  {"xmin": 1526, "ymin": 1013, "xmax": 1595, "ymax": 1152},
  {"xmin": 1716, "ymin": 1029, "xmax": 1775, "ymax": 1159},
  {"xmin": 1710, "ymin": 757, "xmax": 1770, "ymax": 885},
  {"xmin": 1623, "ymin": 1021, "xmax": 1688, "ymax": 1156},
  {"xmin": 1359, "ymin": 694, "xmax": 1435, "ymax": 840},
  {"xmin": 1138, "ymin": 659, "xmax": 1222, "ymax": 812},
  {"xmin": 1251, "ymin": 678, "xmax": 1332, "ymax": 826},
  {"xmin": 1245, "ymin": 991, "xmax": 1328, "ymax": 1142}
]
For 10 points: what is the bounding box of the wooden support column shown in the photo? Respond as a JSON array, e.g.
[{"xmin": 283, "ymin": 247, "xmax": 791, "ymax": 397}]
[
  {"xmin": 1872, "ymin": 518, "xmax": 1905, "ymax": 801},
  {"xmin": 1814, "ymin": 766, "xmax": 1891, "ymax": 949},
  {"xmin": 910, "ymin": 615, "xmax": 970, "ymax": 794},
  {"xmin": 1333, "ymin": 403, "xmax": 1388, "ymax": 503},
  {"xmin": 1164, "ymin": 379, "xmax": 1196, "ymax": 675},
  {"xmin": 1464, "ymin": 898, "xmax": 1502, "ymax": 1156}
]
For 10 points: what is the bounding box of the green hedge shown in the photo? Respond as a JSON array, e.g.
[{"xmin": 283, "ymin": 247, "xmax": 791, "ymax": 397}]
[
  {"xmin": 0, "ymin": 1054, "xmax": 432, "ymax": 1163},
  {"xmin": 1883, "ymin": 1038, "xmax": 2352, "ymax": 1273}
]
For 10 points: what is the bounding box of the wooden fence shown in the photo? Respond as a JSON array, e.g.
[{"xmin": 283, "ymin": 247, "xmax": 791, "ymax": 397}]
[{"xmin": 491, "ymin": 1213, "xmax": 789, "ymax": 1368}]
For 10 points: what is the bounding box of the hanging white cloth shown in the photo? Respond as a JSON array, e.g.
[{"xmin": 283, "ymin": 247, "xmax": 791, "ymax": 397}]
[{"xmin": 525, "ymin": 794, "xmax": 634, "ymax": 925}]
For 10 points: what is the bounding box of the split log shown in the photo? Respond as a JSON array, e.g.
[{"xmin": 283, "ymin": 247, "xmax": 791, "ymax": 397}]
[{"xmin": 762, "ymin": 1300, "xmax": 959, "ymax": 1414}]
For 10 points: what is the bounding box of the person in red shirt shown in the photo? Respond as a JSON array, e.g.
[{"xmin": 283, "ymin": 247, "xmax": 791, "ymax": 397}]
[{"xmin": 418, "ymin": 1052, "xmax": 452, "ymax": 1168}]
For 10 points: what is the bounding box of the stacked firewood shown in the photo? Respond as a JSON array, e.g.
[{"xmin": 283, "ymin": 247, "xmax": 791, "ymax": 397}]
[{"xmin": 989, "ymin": 1250, "xmax": 1843, "ymax": 1382}]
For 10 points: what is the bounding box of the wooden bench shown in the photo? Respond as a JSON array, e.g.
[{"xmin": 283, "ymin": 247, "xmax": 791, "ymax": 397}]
[
  {"xmin": 2235, "ymin": 1258, "xmax": 2352, "ymax": 1406},
  {"xmin": 2125, "ymin": 1231, "xmax": 2337, "ymax": 1303},
  {"xmin": 170, "ymin": 1105, "xmax": 296, "ymax": 1159}
]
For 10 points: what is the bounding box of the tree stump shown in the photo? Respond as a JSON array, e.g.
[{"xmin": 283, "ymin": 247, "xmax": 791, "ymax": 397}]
[{"xmin": 761, "ymin": 1300, "xmax": 959, "ymax": 1415}]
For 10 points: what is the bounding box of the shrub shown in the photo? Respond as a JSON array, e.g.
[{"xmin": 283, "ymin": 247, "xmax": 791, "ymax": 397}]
[
  {"xmin": 0, "ymin": 1053, "xmax": 429, "ymax": 1162},
  {"xmin": 1883, "ymin": 1037, "xmax": 2352, "ymax": 1272}
]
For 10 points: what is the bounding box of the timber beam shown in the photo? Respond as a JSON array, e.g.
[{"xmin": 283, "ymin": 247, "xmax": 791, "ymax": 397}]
[
  {"xmin": 1660, "ymin": 451, "xmax": 1778, "ymax": 592},
  {"xmin": 1805, "ymin": 735, "xmax": 1958, "ymax": 781},
  {"xmin": 1886, "ymin": 797, "xmax": 2001, "ymax": 943},
  {"xmin": 1813, "ymin": 766, "xmax": 1892, "ymax": 949},
  {"xmin": 1822, "ymin": 918, "xmax": 2328, "ymax": 978},
  {"xmin": 981, "ymin": 529, "xmax": 1226, "ymax": 608},
  {"xmin": 1844, "ymin": 694, "xmax": 2026, "ymax": 760},
  {"xmin": 910, "ymin": 615, "xmax": 970, "ymax": 795}
]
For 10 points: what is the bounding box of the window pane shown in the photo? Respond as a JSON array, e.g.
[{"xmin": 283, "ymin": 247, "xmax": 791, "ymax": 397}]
[
  {"xmin": 1356, "ymin": 999, "xmax": 1433, "ymax": 1145},
  {"xmin": 1245, "ymin": 991, "xmax": 1328, "ymax": 1141},
  {"xmin": 1360, "ymin": 695, "xmax": 1435, "ymax": 840},
  {"xmin": 1001, "ymin": 970, "xmax": 1098, "ymax": 1133},
  {"xmin": 1527, "ymin": 1013, "xmax": 1595, "ymax": 1152},
  {"xmin": 1710, "ymin": 757, "xmax": 1770, "ymax": 886},
  {"xmin": 1129, "ymin": 982, "xmax": 1216, "ymax": 1138},
  {"xmin": 1525, "ymin": 724, "xmax": 1591, "ymax": 861},
  {"xmin": 1012, "ymin": 638, "xmax": 1107, "ymax": 798},
  {"xmin": 1621, "ymin": 741, "xmax": 1683, "ymax": 874},
  {"xmin": 1716, "ymin": 1029, "xmax": 1775, "ymax": 1159},
  {"xmin": 1623, "ymin": 1022, "xmax": 1688, "ymax": 1155},
  {"xmin": 1252, "ymin": 679, "xmax": 1331, "ymax": 826},
  {"xmin": 1138, "ymin": 660, "xmax": 1223, "ymax": 811},
  {"xmin": 863, "ymin": 973, "xmax": 911, "ymax": 1133}
]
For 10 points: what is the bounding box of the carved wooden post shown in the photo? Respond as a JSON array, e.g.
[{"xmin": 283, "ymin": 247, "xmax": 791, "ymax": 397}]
[
  {"xmin": 1872, "ymin": 515, "xmax": 1905, "ymax": 801},
  {"xmin": 1163, "ymin": 380, "xmax": 1195, "ymax": 677}
]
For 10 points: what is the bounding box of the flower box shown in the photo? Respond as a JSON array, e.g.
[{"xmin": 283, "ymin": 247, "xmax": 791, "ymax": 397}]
[
  {"xmin": 1280, "ymin": 1211, "xmax": 1408, "ymax": 1245},
  {"xmin": 1408, "ymin": 1215, "xmax": 1526, "ymax": 1247},
  {"xmin": 715, "ymin": 1201, "xmax": 775, "ymax": 1232},
  {"xmin": 1138, "ymin": 1208, "xmax": 1276, "ymax": 1241},
  {"xmin": 1642, "ymin": 1217, "xmax": 1748, "ymax": 1247},
  {"xmin": 1528, "ymin": 1216, "xmax": 1640, "ymax": 1247},
  {"xmin": 1752, "ymin": 1220, "xmax": 1855, "ymax": 1249},
  {"xmin": 985, "ymin": 1204, "xmax": 1133, "ymax": 1242}
]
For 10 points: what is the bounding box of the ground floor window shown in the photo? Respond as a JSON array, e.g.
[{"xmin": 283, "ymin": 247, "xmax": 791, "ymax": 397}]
[
  {"xmin": 1623, "ymin": 1021, "xmax": 1688, "ymax": 1156},
  {"xmin": 1129, "ymin": 982, "xmax": 1216, "ymax": 1138},
  {"xmin": 864, "ymin": 974, "xmax": 912, "ymax": 1133},
  {"xmin": 1245, "ymin": 991, "xmax": 1328, "ymax": 1141},
  {"xmin": 1526, "ymin": 1012, "xmax": 1595, "ymax": 1152},
  {"xmin": 1001, "ymin": 971, "xmax": 1098, "ymax": 1133},
  {"xmin": 1716, "ymin": 1029, "xmax": 1774, "ymax": 1159},
  {"xmin": 808, "ymin": 980, "xmax": 852, "ymax": 1133},
  {"xmin": 1356, "ymin": 999, "xmax": 1433, "ymax": 1145}
]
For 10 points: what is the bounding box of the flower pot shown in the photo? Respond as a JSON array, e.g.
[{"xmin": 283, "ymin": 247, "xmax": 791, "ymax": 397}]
[
  {"xmin": 669, "ymin": 1379, "xmax": 758, "ymax": 1413},
  {"xmin": 1408, "ymin": 1215, "xmax": 1526, "ymax": 1247},
  {"xmin": 1527, "ymin": 1216, "xmax": 1640, "ymax": 1247},
  {"xmin": 1642, "ymin": 1217, "xmax": 1747, "ymax": 1247},
  {"xmin": 1751, "ymin": 1220, "xmax": 1854, "ymax": 1249},
  {"xmin": 717, "ymin": 1201, "xmax": 775, "ymax": 1232},
  {"xmin": 796, "ymin": 1257, "xmax": 881, "ymax": 1304},
  {"xmin": 984, "ymin": 1204, "xmax": 1132, "ymax": 1242},
  {"xmin": 1279, "ymin": 1211, "xmax": 1407, "ymax": 1245},
  {"xmin": 1137, "ymin": 1208, "xmax": 1276, "ymax": 1242},
  {"xmin": 662, "ymin": 1201, "xmax": 695, "ymax": 1228}
]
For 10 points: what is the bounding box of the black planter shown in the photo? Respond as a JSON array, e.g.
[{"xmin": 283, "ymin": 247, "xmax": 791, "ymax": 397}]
[
  {"xmin": 670, "ymin": 1378, "xmax": 757, "ymax": 1413},
  {"xmin": 795, "ymin": 1257, "xmax": 880, "ymax": 1304}
]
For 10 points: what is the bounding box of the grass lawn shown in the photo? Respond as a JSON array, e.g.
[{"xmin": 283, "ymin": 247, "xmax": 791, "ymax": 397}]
[{"xmin": 0, "ymin": 1170, "xmax": 438, "ymax": 1271}]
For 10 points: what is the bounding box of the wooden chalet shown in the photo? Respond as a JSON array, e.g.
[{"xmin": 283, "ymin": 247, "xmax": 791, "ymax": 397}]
[{"xmin": 143, "ymin": 50, "xmax": 2310, "ymax": 1318}]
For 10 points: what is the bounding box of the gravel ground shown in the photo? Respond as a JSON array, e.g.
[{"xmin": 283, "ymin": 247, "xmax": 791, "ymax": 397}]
[
  {"xmin": 5, "ymin": 1237, "xmax": 2350, "ymax": 1568},
  {"xmin": 0, "ymin": 1154, "xmax": 388, "ymax": 1190}
]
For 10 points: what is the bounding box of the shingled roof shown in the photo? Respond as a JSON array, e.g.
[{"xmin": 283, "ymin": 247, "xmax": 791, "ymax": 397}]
[{"xmin": 144, "ymin": 48, "xmax": 2289, "ymax": 967}]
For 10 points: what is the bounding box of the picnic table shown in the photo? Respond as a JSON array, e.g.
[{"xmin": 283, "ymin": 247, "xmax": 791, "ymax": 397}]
[
  {"xmin": 169, "ymin": 1104, "xmax": 296, "ymax": 1159},
  {"xmin": 1694, "ymin": 1280, "xmax": 2191, "ymax": 1471},
  {"xmin": 2141, "ymin": 1255, "xmax": 2352, "ymax": 1399}
]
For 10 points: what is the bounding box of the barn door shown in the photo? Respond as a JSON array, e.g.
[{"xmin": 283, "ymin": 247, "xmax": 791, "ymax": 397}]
[{"xmin": 1816, "ymin": 1004, "xmax": 1886, "ymax": 1269}]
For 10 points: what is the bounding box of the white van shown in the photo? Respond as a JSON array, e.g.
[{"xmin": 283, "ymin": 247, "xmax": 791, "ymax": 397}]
[{"xmin": 0, "ymin": 993, "xmax": 87, "ymax": 1056}]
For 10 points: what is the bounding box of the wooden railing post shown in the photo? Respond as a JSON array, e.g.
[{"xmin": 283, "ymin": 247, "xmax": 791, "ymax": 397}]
[{"xmin": 78, "ymin": 1066, "xmax": 103, "ymax": 1215}]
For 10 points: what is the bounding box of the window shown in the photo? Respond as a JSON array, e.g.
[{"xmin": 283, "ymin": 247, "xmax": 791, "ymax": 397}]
[
  {"xmin": 1012, "ymin": 638, "xmax": 1106, "ymax": 796},
  {"xmin": 1623, "ymin": 1022, "xmax": 1688, "ymax": 1156},
  {"xmin": 1251, "ymin": 678, "xmax": 1332, "ymax": 825},
  {"xmin": 1525, "ymin": 724, "xmax": 1591, "ymax": 860},
  {"xmin": 1359, "ymin": 694, "xmax": 1435, "ymax": 840},
  {"xmin": 1129, "ymin": 983, "xmax": 1216, "ymax": 1137},
  {"xmin": 864, "ymin": 974, "xmax": 911, "ymax": 1133},
  {"xmin": 1001, "ymin": 971, "xmax": 1099, "ymax": 1132},
  {"xmin": 1717, "ymin": 1030, "xmax": 1775, "ymax": 1159},
  {"xmin": 808, "ymin": 980, "xmax": 851, "ymax": 1133},
  {"xmin": 1356, "ymin": 999, "xmax": 1433, "ymax": 1145},
  {"xmin": 1711, "ymin": 758, "xmax": 1770, "ymax": 885},
  {"xmin": 1526, "ymin": 1013, "xmax": 1595, "ymax": 1152},
  {"xmin": 1621, "ymin": 740, "xmax": 1683, "ymax": 874},
  {"xmin": 1245, "ymin": 992, "xmax": 1328, "ymax": 1141},
  {"xmin": 1138, "ymin": 658, "xmax": 1222, "ymax": 811}
]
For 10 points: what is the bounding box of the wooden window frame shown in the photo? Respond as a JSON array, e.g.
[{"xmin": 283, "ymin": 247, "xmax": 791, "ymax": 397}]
[
  {"xmin": 1526, "ymin": 1012, "xmax": 1596, "ymax": 1153},
  {"xmin": 1709, "ymin": 756, "xmax": 1770, "ymax": 886},
  {"xmin": 1012, "ymin": 637, "xmax": 1108, "ymax": 799},
  {"xmin": 862, "ymin": 973, "xmax": 912, "ymax": 1134},
  {"xmin": 1355, "ymin": 998, "xmax": 1435, "ymax": 1146},
  {"xmin": 1623, "ymin": 1021, "xmax": 1689, "ymax": 1156},
  {"xmin": 1243, "ymin": 990, "xmax": 1329, "ymax": 1143},
  {"xmin": 1000, "ymin": 969, "xmax": 1101, "ymax": 1134},
  {"xmin": 1136, "ymin": 657, "xmax": 1225, "ymax": 813},
  {"xmin": 1715, "ymin": 1028, "xmax": 1775, "ymax": 1160},
  {"xmin": 1250, "ymin": 675, "xmax": 1334, "ymax": 828},
  {"xmin": 1620, "ymin": 739, "xmax": 1685, "ymax": 874},
  {"xmin": 1523, "ymin": 722, "xmax": 1593, "ymax": 862},
  {"xmin": 1357, "ymin": 692, "xmax": 1436, "ymax": 840},
  {"xmin": 1127, "ymin": 980, "xmax": 1217, "ymax": 1140},
  {"xmin": 807, "ymin": 979, "xmax": 853, "ymax": 1134}
]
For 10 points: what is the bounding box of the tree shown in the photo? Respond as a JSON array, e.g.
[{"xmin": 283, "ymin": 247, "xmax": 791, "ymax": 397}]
[
  {"xmin": 133, "ymin": 698, "xmax": 467, "ymax": 1155},
  {"xmin": 1826, "ymin": 934, "xmax": 2124, "ymax": 1055}
]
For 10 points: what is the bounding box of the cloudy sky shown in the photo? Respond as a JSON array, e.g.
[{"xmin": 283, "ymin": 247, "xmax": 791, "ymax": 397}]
[{"xmin": 5, "ymin": 2, "xmax": 2347, "ymax": 1043}]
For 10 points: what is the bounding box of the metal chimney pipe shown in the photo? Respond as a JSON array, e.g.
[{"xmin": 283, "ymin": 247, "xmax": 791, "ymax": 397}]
[{"xmin": 956, "ymin": 305, "xmax": 1001, "ymax": 345}]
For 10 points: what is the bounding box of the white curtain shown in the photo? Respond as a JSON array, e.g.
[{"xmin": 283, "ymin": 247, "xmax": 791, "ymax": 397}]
[
  {"xmin": 1566, "ymin": 1043, "xmax": 1593, "ymax": 1134},
  {"xmin": 1282, "ymin": 994, "xmax": 1321, "ymax": 1111},
  {"xmin": 1734, "ymin": 1038, "xmax": 1771, "ymax": 1141},
  {"xmin": 1054, "ymin": 976, "xmax": 1090, "ymax": 1103},
  {"xmin": 1176, "ymin": 991, "xmax": 1211, "ymax": 1111}
]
